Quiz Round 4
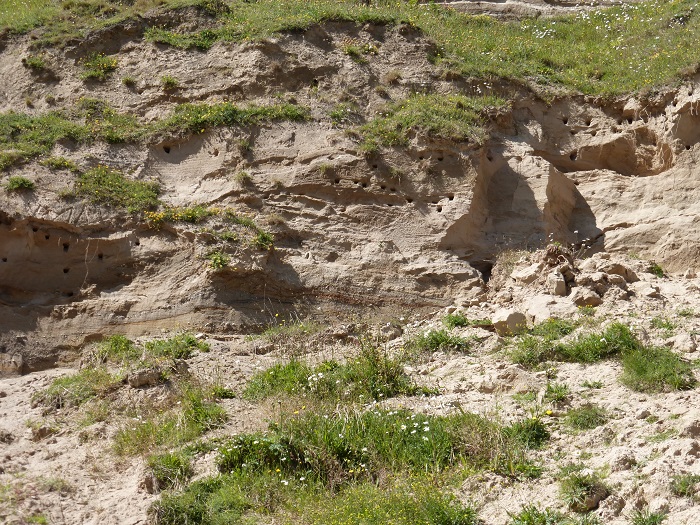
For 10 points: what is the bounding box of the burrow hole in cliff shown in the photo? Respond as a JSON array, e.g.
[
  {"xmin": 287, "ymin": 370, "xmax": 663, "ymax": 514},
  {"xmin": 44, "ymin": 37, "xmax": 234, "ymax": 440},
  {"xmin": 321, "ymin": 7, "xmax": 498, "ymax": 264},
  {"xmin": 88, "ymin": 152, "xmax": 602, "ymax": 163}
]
[
  {"xmin": 562, "ymin": 117, "xmax": 568, "ymax": 125},
  {"xmin": 436, "ymin": 206, "xmax": 443, "ymax": 212},
  {"xmin": 63, "ymin": 243, "xmax": 69, "ymax": 252},
  {"xmin": 471, "ymin": 261, "xmax": 493, "ymax": 283},
  {"xmin": 63, "ymin": 268, "xmax": 69, "ymax": 273},
  {"xmin": 163, "ymin": 146, "xmax": 171, "ymax": 154},
  {"xmin": 406, "ymin": 197, "xmax": 413, "ymax": 203},
  {"xmin": 1, "ymin": 257, "xmax": 6, "ymax": 262},
  {"xmin": 98, "ymin": 253, "xmax": 103, "ymax": 260},
  {"xmin": 32, "ymin": 227, "xmax": 37, "ymax": 232}
]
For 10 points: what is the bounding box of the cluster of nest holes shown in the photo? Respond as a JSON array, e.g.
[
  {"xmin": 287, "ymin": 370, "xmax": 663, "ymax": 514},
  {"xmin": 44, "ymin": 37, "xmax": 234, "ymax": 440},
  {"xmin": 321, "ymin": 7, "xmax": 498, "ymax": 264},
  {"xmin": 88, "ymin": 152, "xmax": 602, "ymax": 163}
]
[{"xmin": 328, "ymin": 177, "xmax": 454, "ymax": 211}]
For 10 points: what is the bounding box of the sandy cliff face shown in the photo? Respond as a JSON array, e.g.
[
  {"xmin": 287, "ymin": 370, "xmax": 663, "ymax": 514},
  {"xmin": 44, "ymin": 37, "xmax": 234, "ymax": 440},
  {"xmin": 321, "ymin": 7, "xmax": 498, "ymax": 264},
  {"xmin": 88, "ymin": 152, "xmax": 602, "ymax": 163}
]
[{"xmin": 0, "ymin": 11, "xmax": 699, "ymax": 372}]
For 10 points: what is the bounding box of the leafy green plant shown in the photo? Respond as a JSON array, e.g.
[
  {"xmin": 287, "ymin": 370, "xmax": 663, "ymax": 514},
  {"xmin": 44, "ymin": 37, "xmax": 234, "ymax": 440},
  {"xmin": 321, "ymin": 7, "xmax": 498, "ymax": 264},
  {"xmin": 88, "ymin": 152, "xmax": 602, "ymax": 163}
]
[
  {"xmin": 145, "ymin": 333, "xmax": 210, "ymax": 360},
  {"xmin": 565, "ymin": 404, "xmax": 607, "ymax": 431},
  {"xmin": 23, "ymin": 54, "xmax": 46, "ymax": 70},
  {"xmin": 544, "ymin": 382, "xmax": 570, "ymax": 404},
  {"xmin": 96, "ymin": 334, "xmax": 141, "ymax": 363},
  {"xmin": 5, "ymin": 176, "xmax": 35, "ymax": 191},
  {"xmin": 234, "ymin": 171, "xmax": 251, "ymax": 185},
  {"xmin": 72, "ymin": 166, "xmax": 160, "ymax": 213},
  {"xmin": 647, "ymin": 263, "xmax": 665, "ymax": 278},
  {"xmin": 207, "ymin": 250, "xmax": 229, "ymax": 269},
  {"xmin": 122, "ymin": 76, "xmax": 137, "ymax": 87},
  {"xmin": 620, "ymin": 346, "xmax": 696, "ymax": 392},
  {"xmin": 252, "ymin": 230, "xmax": 274, "ymax": 250},
  {"xmin": 80, "ymin": 53, "xmax": 118, "ymax": 81},
  {"xmin": 581, "ymin": 380, "xmax": 603, "ymax": 389},
  {"xmin": 161, "ymin": 75, "xmax": 179, "ymax": 90}
]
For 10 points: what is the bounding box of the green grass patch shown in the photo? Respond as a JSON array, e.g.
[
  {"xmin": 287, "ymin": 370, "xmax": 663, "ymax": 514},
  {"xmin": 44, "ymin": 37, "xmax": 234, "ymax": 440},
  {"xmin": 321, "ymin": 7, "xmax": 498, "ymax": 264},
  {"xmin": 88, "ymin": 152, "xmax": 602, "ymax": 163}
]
[
  {"xmin": 32, "ymin": 367, "xmax": 121, "ymax": 409},
  {"xmin": 145, "ymin": 333, "xmax": 210, "ymax": 360},
  {"xmin": 442, "ymin": 312, "xmax": 491, "ymax": 329},
  {"xmin": 357, "ymin": 93, "xmax": 503, "ymax": 153},
  {"xmin": 216, "ymin": 408, "xmax": 540, "ymax": 482},
  {"xmin": 0, "ymin": 111, "xmax": 89, "ymax": 170},
  {"xmin": 72, "ymin": 166, "xmax": 160, "ymax": 213},
  {"xmin": 565, "ymin": 404, "xmax": 607, "ymax": 431},
  {"xmin": 114, "ymin": 385, "xmax": 227, "ymax": 456},
  {"xmin": 405, "ymin": 329, "xmax": 470, "ymax": 357},
  {"xmin": 244, "ymin": 345, "xmax": 433, "ymax": 403},
  {"xmin": 507, "ymin": 505, "xmax": 567, "ymax": 525},
  {"xmin": 670, "ymin": 473, "xmax": 700, "ymax": 498},
  {"xmin": 0, "ymin": 100, "xmax": 308, "ymax": 170},
  {"xmin": 6, "ymin": 1, "xmax": 700, "ymax": 96},
  {"xmin": 5, "ymin": 175, "xmax": 35, "ymax": 191},
  {"xmin": 630, "ymin": 509, "xmax": 667, "ymax": 525},
  {"xmin": 558, "ymin": 465, "xmax": 608, "ymax": 513},
  {"xmin": 303, "ymin": 481, "xmax": 479, "ymax": 525},
  {"xmin": 148, "ymin": 450, "xmax": 194, "ymax": 491},
  {"xmin": 620, "ymin": 346, "xmax": 696, "ymax": 392},
  {"xmin": 79, "ymin": 53, "xmax": 118, "ymax": 81},
  {"xmin": 512, "ymin": 322, "xmax": 640, "ymax": 368},
  {"xmin": 40, "ymin": 156, "xmax": 80, "ymax": 172}
]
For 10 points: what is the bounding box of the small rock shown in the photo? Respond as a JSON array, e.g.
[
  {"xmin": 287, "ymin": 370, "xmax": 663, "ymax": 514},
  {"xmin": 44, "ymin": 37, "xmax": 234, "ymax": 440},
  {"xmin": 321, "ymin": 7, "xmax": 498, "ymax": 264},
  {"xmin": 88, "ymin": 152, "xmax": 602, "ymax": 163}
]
[
  {"xmin": 684, "ymin": 269, "xmax": 697, "ymax": 279},
  {"xmin": 31, "ymin": 425, "xmax": 55, "ymax": 441},
  {"xmin": 569, "ymin": 287, "xmax": 603, "ymax": 307},
  {"xmin": 477, "ymin": 380, "xmax": 497, "ymax": 393},
  {"xmin": 598, "ymin": 494, "xmax": 625, "ymax": 519},
  {"xmin": 607, "ymin": 274, "xmax": 628, "ymax": 289},
  {"xmin": 379, "ymin": 324, "xmax": 402, "ymax": 341},
  {"xmin": 610, "ymin": 449, "xmax": 636, "ymax": 472},
  {"xmin": 547, "ymin": 272, "xmax": 567, "ymax": 296},
  {"xmin": 0, "ymin": 391, "xmax": 6, "ymax": 398},
  {"xmin": 601, "ymin": 262, "xmax": 639, "ymax": 283},
  {"xmin": 492, "ymin": 309, "xmax": 527, "ymax": 336},
  {"xmin": 647, "ymin": 497, "xmax": 669, "ymax": 515},
  {"xmin": 512, "ymin": 263, "xmax": 542, "ymax": 284},
  {"xmin": 636, "ymin": 408, "xmax": 651, "ymax": 420},
  {"xmin": 668, "ymin": 333, "xmax": 696, "ymax": 353},
  {"xmin": 680, "ymin": 419, "xmax": 700, "ymax": 438},
  {"xmin": 127, "ymin": 368, "xmax": 162, "ymax": 388},
  {"xmin": 0, "ymin": 429, "xmax": 13, "ymax": 444}
]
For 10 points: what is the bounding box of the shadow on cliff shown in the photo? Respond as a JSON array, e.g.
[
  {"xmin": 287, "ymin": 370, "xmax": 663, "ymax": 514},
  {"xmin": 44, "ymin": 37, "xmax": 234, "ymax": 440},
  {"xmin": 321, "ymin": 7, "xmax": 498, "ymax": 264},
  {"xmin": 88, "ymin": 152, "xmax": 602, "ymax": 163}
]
[{"xmin": 439, "ymin": 147, "xmax": 604, "ymax": 278}]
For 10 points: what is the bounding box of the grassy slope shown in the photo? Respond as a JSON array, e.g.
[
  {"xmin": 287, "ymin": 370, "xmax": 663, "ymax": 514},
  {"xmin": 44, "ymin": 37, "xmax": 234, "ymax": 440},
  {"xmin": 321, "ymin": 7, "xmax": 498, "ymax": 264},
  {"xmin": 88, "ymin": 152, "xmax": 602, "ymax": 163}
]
[{"xmin": 3, "ymin": 0, "xmax": 699, "ymax": 96}]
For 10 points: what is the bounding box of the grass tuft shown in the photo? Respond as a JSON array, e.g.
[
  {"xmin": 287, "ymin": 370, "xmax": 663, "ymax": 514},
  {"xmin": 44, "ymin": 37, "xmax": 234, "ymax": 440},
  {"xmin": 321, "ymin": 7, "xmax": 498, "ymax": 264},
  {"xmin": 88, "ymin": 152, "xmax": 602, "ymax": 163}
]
[
  {"xmin": 244, "ymin": 344, "xmax": 432, "ymax": 402},
  {"xmin": 620, "ymin": 346, "xmax": 696, "ymax": 392},
  {"xmin": 358, "ymin": 93, "xmax": 503, "ymax": 153},
  {"xmin": 565, "ymin": 404, "xmax": 607, "ymax": 431},
  {"xmin": 72, "ymin": 166, "xmax": 160, "ymax": 213},
  {"xmin": 5, "ymin": 175, "xmax": 35, "ymax": 191}
]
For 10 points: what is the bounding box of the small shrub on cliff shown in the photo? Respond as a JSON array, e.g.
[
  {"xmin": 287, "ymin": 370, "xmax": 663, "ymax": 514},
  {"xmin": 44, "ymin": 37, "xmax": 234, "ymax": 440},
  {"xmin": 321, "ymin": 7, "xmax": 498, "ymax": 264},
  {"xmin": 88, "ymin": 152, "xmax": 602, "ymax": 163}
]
[
  {"xmin": 80, "ymin": 53, "xmax": 118, "ymax": 81},
  {"xmin": 5, "ymin": 176, "xmax": 35, "ymax": 191}
]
